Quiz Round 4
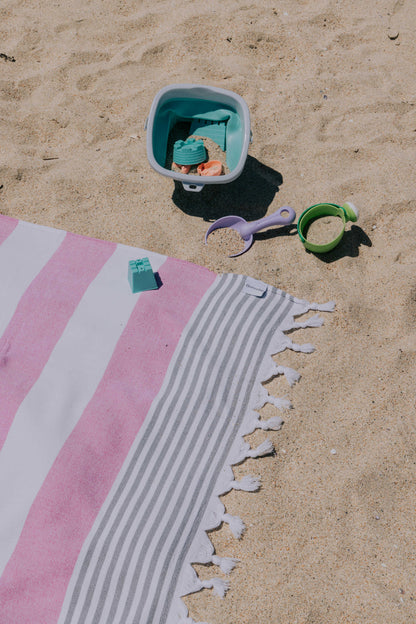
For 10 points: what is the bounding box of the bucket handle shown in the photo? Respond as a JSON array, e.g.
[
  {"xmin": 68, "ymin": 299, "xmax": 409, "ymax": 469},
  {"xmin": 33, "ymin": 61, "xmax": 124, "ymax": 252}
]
[{"xmin": 182, "ymin": 182, "xmax": 204, "ymax": 192}]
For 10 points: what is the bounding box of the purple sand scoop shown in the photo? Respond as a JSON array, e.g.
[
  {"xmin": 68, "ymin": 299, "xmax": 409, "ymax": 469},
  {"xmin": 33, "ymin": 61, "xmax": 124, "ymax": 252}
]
[{"xmin": 205, "ymin": 205, "xmax": 296, "ymax": 257}]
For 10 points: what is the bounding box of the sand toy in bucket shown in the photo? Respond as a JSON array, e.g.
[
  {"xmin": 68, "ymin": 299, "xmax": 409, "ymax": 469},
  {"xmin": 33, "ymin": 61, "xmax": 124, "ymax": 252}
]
[
  {"xmin": 172, "ymin": 138, "xmax": 206, "ymax": 174},
  {"xmin": 173, "ymin": 138, "xmax": 206, "ymax": 166},
  {"xmin": 146, "ymin": 84, "xmax": 251, "ymax": 192},
  {"xmin": 197, "ymin": 161, "xmax": 223, "ymax": 176}
]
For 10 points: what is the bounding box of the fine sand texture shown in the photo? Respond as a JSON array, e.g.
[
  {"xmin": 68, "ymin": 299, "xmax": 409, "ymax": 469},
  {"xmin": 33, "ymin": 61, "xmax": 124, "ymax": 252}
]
[{"xmin": 1, "ymin": 0, "xmax": 416, "ymax": 622}]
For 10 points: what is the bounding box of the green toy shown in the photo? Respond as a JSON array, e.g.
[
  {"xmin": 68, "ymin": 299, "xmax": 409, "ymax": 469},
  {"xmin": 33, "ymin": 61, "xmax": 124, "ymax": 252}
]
[{"xmin": 297, "ymin": 201, "xmax": 359, "ymax": 253}]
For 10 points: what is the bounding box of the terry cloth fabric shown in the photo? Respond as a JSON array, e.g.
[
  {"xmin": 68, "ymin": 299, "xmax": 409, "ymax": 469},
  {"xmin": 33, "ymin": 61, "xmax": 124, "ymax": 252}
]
[{"xmin": 0, "ymin": 215, "xmax": 334, "ymax": 624}]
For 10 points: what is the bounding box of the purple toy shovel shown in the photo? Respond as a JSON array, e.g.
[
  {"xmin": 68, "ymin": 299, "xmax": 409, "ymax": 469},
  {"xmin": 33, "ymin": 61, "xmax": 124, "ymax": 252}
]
[{"xmin": 205, "ymin": 205, "xmax": 296, "ymax": 257}]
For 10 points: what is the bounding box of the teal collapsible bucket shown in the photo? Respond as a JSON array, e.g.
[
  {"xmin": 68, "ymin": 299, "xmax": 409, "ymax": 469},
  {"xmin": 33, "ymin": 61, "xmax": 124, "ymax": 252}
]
[{"xmin": 145, "ymin": 84, "xmax": 251, "ymax": 192}]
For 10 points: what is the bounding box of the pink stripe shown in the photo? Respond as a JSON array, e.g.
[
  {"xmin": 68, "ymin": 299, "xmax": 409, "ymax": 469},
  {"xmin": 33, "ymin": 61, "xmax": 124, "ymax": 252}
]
[
  {"xmin": 0, "ymin": 232, "xmax": 116, "ymax": 450},
  {"xmin": 0, "ymin": 215, "xmax": 18, "ymax": 243},
  {"xmin": 0, "ymin": 257, "xmax": 216, "ymax": 624}
]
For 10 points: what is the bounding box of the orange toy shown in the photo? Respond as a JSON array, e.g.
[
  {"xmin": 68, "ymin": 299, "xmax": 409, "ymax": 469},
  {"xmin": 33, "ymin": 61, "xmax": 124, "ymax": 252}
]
[
  {"xmin": 172, "ymin": 162, "xmax": 191, "ymax": 174},
  {"xmin": 197, "ymin": 161, "xmax": 223, "ymax": 176}
]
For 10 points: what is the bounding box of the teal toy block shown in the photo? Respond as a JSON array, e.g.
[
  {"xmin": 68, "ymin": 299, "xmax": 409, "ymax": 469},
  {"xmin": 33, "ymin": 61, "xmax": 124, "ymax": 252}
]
[
  {"xmin": 128, "ymin": 257, "xmax": 158, "ymax": 293},
  {"xmin": 173, "ymin": 138, "xmax": 206, "ymax": 166}
]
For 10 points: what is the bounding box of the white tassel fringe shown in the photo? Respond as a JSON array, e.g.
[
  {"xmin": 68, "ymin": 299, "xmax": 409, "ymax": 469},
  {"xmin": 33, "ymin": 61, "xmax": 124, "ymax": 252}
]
[
  {"xmin": 289, "ymin": 342, "xmax": 315, "ymax": 353},
  {"xmin": 256, "ymin": 415, "xmax": 284, "ymax": 430},
  {"xmin": 211, "ymin": 555, "xmax": 239, "ymax": 574},
  {"xmin": 309, "ymin": 300, "xmax": 336, "ymax": 312},
  {"xmin": 222, "ymin": 513, "xmax": 245, "ymax": 538},
  {"xmin": 247, "ymin": 438, "xmax": 274, "ymax": 458},
  {"xmin": 267, "ymin": 394, "xmax": 292, "ymax": 410},
  {"xmin": 231, "ymin": 475, "xmax": 261, "ymax": 492},
  {"xmin": 200, "ymin": 578, "xmax": 230, "ymax": 598},
  {"xmin": 230, "ymin": 438, "xmax": 274, "ymax": 464},
  {"xmin": 254, "ymin": 385, "xmax": 293, "ymax": 411},
  {"xmin": 291, "ymin": 313, "xmax": 324, "ymax": 329},
  {"xmin": 276, "ymin": 365, "xmax": 301, "ymax": 386}
]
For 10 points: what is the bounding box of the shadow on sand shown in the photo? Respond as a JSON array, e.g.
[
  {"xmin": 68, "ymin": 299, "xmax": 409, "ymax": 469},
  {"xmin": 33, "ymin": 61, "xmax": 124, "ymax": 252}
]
[
  {"xmin": 307, "ymin": 225, "xmax": 372, "ymax": 262},
  {"xmin": 171, "ymin": 155, "xmax": 284, "ymax": 222}
]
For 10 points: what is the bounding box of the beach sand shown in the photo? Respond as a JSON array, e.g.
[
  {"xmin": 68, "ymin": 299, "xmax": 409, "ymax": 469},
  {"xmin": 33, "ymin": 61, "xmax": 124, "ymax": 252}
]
[{"xmin": 1, "ymin": 0, "xmax": 415, "ymax": 621}]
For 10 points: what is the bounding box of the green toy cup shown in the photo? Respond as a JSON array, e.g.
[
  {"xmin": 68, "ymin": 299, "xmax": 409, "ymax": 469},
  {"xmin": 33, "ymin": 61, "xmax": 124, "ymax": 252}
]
[{"xmin": 297, "ymin": 201, "xmax": 359, "ymax": 253}]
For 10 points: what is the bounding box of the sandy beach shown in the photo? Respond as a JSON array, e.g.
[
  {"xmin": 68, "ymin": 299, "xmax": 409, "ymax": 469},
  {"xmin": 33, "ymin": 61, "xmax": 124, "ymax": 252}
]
[{"xmin": 1, "ymin": 0, "xmax": 416, "ymax": 622}]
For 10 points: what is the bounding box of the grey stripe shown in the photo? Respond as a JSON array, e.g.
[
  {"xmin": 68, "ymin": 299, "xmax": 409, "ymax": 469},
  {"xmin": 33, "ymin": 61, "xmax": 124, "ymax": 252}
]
[
  {"xmin": 102, "ymin": 278, "xmax": 261, "ymax": 623},
  {"xmin": 64, "ymin": 274, "xmax": 242, "ymax": 623},
  {"xmin": 127, "ymin": 290, "xmax": 291, "ymax": 622},
  {"xmin": 159, "ymin": 297, "xmax": 294, "ymax": 624},
  {"xmin": 154, "ymin": 297, "xmax": 295, "ymax": 624},
  {"xmin": 62, "ymin": 273, "xmax": 233, "ymax": 624}
]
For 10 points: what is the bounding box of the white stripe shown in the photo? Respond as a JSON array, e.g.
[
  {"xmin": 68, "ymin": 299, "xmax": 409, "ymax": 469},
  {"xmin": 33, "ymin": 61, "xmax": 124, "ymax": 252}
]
[
  {"xmin": 0, "ymin": 221, "xmax": 66, "ymax": 338},
  {"xmin": 0, "ymin": 244, "xmax": 167, "ymax": 576}
]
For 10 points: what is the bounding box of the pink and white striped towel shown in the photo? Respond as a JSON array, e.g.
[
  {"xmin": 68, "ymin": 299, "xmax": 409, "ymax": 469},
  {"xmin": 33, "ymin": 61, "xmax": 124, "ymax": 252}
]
[{"xmin": 0, "ymin": 215, "xmax": 333, "ymax": 624}]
